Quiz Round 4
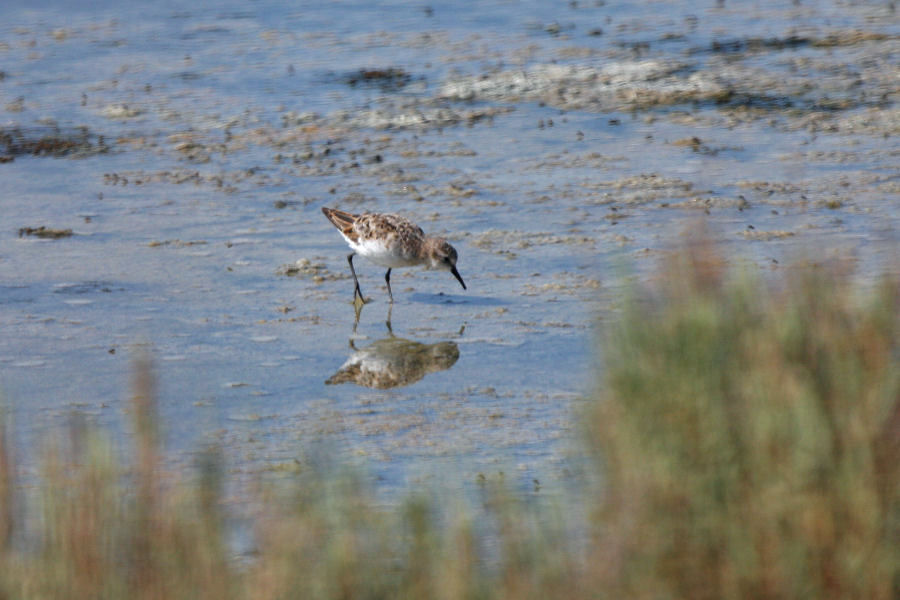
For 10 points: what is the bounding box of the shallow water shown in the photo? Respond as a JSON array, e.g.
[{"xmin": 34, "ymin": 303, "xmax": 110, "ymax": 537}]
[{"xmin": 1, "ymin": 0, "xmax": 897, "ymax": 497}]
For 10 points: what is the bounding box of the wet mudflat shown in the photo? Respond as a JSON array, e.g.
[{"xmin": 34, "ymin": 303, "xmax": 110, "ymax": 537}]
[{"xmin": 0, "ymin": 0, "xmax": 897, "ymax": 498}]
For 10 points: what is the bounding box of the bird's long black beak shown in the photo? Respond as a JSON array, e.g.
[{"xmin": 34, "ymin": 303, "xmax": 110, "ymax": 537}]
[{"xmin": 451, "ymin": 266, "xmax": 467, "ymax": 290}]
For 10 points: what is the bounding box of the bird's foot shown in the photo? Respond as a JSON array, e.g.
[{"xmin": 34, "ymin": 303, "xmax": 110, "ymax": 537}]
[{"xmin": 352, "ymin": 292, "xmax": 369, "ymax": 312}]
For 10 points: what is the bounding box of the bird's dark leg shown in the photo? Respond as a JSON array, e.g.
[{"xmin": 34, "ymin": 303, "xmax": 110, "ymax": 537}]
[
  {"xmin": 347, "ymin": 253, "xmax": 364, "ymax": 301},
  {"xmin": 352, "ymin": 302, "xmax": 363, "ymax": 333},
  {"xmin": 385, "ymin": 303, "xmax": 393, "ymax": 334},
  {"xmin": 384, "ymin": 268, "xmax": 394, "ymax": 304}
]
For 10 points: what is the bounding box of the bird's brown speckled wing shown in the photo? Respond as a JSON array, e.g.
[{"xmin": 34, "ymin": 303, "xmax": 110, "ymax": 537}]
[{"xmin": 355, "ymin": 213, "xmax": 425, "ymax": 245}]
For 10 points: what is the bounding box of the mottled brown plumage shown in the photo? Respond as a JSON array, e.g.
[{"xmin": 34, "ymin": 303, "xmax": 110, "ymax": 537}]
[{"xmin": 322, "ymin": 206, "xmax": 466, "ymax": 303}]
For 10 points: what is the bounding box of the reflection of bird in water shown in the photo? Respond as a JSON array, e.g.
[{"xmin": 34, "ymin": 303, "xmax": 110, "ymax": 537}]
[{"xmin": 325, "ymin": 336, "xmax": 460, "ymax": 389}]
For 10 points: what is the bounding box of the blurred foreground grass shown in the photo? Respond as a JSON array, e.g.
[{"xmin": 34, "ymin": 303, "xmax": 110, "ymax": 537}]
[{"xmin": 1, "ymin": 241, "xmax": 898, "ymax": 599}]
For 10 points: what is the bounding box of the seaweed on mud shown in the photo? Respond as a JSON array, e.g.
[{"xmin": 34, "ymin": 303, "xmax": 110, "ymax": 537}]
[
  {"xmin": 707, "ymin": 89, "xmax": 797, "ymax": 110},
  {"xmin": 19, "ymin": 225, "xmax": 73, "ymax": 240},
  {"xmin": 343, "ymin": 67, "xmax": 415, "ymax": 91},
  {"xmin": 17, "ymin": 226, "xmax": 73, "ymax": 239},
  {"xmin": 700, "ymin": 35, "xmax": 814, "ymax": 54},
  {"xmin": 0, "ymin": 126, "xmax": 108, "ymax": 158},
  {"xmin": 692, "ymin": 31, "xmax": 895, "ymax": 55},
  {"xmin": 699, "ymin": 88, "xmax": 876, "ymax": 114}
]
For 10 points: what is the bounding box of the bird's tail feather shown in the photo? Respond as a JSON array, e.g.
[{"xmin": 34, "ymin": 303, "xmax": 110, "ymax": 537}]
[{"xmin": 321, "ymin": 206, "xmax": 359, "ymax": 231}]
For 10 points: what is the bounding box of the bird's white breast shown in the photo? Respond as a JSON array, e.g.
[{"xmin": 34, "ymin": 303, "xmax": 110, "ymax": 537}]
[{"xmin": 349, "ymin": 236, "xmax": 421, "ymax": 268}]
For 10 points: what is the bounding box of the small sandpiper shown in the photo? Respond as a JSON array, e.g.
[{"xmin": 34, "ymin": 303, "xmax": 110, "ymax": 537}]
[{"xmin": 322, "ymin": 207, "xmax": 466, "ymax": 303}]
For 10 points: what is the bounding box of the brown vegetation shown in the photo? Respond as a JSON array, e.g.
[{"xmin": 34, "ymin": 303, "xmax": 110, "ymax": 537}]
[{"xmin": 0, "ymin": 241, "xmax": 897, "ymax": 599}]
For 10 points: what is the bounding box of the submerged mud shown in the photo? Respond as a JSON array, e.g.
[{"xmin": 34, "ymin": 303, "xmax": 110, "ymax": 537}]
[
  {"xmin": 0, "ymin": 125, "xmax": 107, "ymax": 158},
  {"xmin": 0, "ymin": 0, "xmax": 897, "ymax": 497}
]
